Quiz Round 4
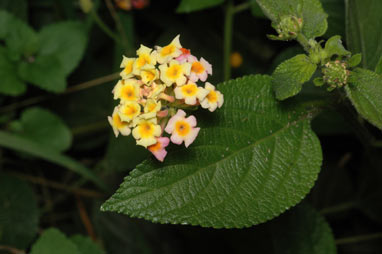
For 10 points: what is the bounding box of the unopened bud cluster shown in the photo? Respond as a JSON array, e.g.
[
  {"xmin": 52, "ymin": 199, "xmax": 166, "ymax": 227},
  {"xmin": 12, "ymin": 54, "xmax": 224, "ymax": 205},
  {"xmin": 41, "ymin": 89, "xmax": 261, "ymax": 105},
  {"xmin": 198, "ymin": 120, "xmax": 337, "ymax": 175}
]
[{"xmin": 322, "ymin": 60, "xmax": 349, "ymax": 91}]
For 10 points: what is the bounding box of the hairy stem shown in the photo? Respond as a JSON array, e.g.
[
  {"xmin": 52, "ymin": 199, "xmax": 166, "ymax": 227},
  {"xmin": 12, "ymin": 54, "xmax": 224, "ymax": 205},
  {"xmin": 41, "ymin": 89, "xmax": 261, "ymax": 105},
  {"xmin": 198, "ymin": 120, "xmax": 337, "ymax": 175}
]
[{"xmin": 91, "ymin": 10, "xmax": 122, "ymax": 45}]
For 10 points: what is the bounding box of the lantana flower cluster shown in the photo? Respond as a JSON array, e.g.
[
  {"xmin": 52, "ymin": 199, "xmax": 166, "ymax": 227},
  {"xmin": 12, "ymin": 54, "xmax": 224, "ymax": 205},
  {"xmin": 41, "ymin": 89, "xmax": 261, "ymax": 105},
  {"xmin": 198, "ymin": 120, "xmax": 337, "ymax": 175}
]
[{"xmin": 108, "ymin": 35, "xmax": 224, "ymax": 162}]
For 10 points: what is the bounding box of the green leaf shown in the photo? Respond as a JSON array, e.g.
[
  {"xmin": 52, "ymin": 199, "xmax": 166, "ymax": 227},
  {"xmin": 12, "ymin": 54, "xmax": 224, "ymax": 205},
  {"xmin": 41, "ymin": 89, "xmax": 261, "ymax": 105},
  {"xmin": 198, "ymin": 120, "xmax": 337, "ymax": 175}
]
[
  {"xmin": 12, "ymin": 107, "xmax": 72, "ymax": 152},
  {"xmin": 272, "ymin": 54, "xmax": 317, "ymax": 100},
  {"xmin": 345, "ymin": 68, "xmax": 382, "ymax": 129},
  {"xmin": 256, "ymin": 0, "xmax": 328, "ymax": 39},
  {"xmin": 0, "ymin": 0, "xmax": 27, "ymax": 20},
  {"xmin": 0, "ymin": 10, "xmax": 39, "ymax": 58},
  {"xmin": 176, "ymin": 0, "xmax": 224, "ymax": 13},
  {"xmin": 320, "ymin": 0, "xmax": 345, "ymax": 38},
  {"xmin": 101, "ymin": 75, "xmax": 323, "ymax": 228},
  {"xmin": 346, "ymin": 0, "xmax": 382, "ymax": 70},
  {"xmin": 0, "ymin": 46, "xmax": 26, "ymax": 96},
  {"xmin": 348, "ymin": 53, "xmax": 362, "ymax": 68},
  {"xmin": 31, "ymin": 228, "xmax": 81, "ymax": 254},
  {"xmin": 38, "ymin": 21, "xmax": 87, "ymax": 75},
  {"xmin": 0, "ymin": 174, "xmax": 39, "ymax": 249},
  {"xmin": 0, "ymin": 130, "xmax": 108, "ymax": 192},
  {"xmin": 272, "ymin": 204, "xmax": 337, "ymax": 254},
  {"xmin": 324, "ymin": 35, "xmax": 350, "ymax": 58},
  {"xmin": 70, "ymin": 235, "xmax": 104, "ymax": 254},
  {"xmin": 18, "ymin": 55, "xmax": 67, "ymax": 93}
]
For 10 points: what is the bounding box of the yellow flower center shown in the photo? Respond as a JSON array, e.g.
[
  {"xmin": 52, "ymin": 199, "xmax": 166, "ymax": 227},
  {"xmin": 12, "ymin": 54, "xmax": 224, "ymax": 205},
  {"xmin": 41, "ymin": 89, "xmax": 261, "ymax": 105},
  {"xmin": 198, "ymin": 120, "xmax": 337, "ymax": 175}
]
[
  {"xmin": 191, "ymin": 61, "xmax": 205, "ymax": 74},
  {"xmin": 175, "ymin": 121, "xmax": 191, "ymax": 136},
  {"xmin": 148, "ymin": 141, "xmax": 161, "ymax": 152},
  {"xmin": 113, "ymin": 114, "xmax": 125, "ymax": 128},
  {"xmin": 137, "ymin": 54, "xmax": 150, "ymax": 68},
  {"xmin": 181, "ymin": 83, "xmax": 198, "ymax": 96},
  {"xmin": 124, "ymin": 104, "xmax": 139, "ymax": 117},
  {"xmin": 138, "ymin": 122, "xmax": 155, "ymax": 138},
  {"xmin": 148, "ymin": 103, "xmax": 157, "ymax": 112},
  {"xmin": 121, "ymin": 85, "xmax": 137, "ymax": 101},
  {"xmin": 124, "ymin": 60, "xmax": 134, "ymax": 74},
  {"xmin": 206, "ymin": 90, "xmax": 218, "ymax": 103},
  {"xmin": 166, "ymin": 65, "xmax": 181, "ymax": 79},
  {"xmin": 142, "ymin": 70, "xmax": 156, "ymax": 82},
  {"xmin": 161, "ymin": 44, "xmax": 175, "ymax": 57}
]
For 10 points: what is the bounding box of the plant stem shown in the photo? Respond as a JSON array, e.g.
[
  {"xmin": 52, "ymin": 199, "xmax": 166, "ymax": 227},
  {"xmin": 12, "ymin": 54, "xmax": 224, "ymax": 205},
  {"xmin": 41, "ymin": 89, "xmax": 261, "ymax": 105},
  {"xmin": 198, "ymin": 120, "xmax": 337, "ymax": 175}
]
[
  {"xmin": 223, "ymin": 0, "xmax": 234, "ymax": 81},
  {"xmin": 0, "ymin": 72, "xmax": 120, "ymax": 114},
  {"xmin": 320, "ymin": 201, "xmax": 357, "ymax": 215},
  {"xmin": 233, "ymin": 2, "xmax": 251, "ymax": 13},
  {"xmin": 91, "ymin": 10, "xmax": 122, "ymax": 45},
  {"xmin": 0, "ymin": 246, "xmax": 25, "ymax": 254},
  {"xmin": 336, "ymin": 233, "xmax": 382, "ymax": 245},
  {"xmin": 296, "ymin": 33, "xmax": 311, "ymax": 52},
  {"xmin": 104, "ymin": 0, "xmax": 129, "ymax": 51}
]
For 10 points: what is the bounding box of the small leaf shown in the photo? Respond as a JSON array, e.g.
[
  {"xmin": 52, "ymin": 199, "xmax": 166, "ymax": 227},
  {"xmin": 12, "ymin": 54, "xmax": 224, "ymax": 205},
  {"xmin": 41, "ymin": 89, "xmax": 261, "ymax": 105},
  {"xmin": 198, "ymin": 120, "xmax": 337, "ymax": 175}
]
[
  {"xmin": 31, "ymin": 228, "xmax": 81, "ymax": 254},
  {"xmin": 346, "ymin": 0, "xmax": 382, "ymax": 70},
  {"xmin": 0, "ymin": 10, "xmax": 39, "ymax": 58},
  {"xmin": 38, "ymin": 21, "xmax": 87, "ymax": 75},
  {"xmin": 12, "ymin": 107, "xmax": 72, "ymax": 152},
  {"xmin": 176, "ymin": 0, "xmax": 224, "ymax": 13},
  {"xmin": 70, "ymin": 235, "xmax": 104, "ymax": 254},
  {"xmin": 313, "ymin": 77, "xmax": 324, "ymax": 87},
  {"xmin": 18, "ymin": 55, "xmax": 67, "ymax": 93},
  {"xmin": 101, "ymin": 75, "xmax": 323, "ymax": 228},
  {"xmin": 0, "ymin": 174, "xmax": 39, "ymax": 249},
  {"xmin": 348, "ymin": 53, "xmax": 362, "ymax": 68},
  {"xmin": 324, "ymin": 35, "xmax": 350, "ymax": 58},
  {"xmin": 0, "ymin": 46, "xmax": 26, "ymax": 96},
  {"xmin": 272, "ymin": 54, "xmax": 317, "ymax": 100},
  {"xmin": 345, "ymin": 68, "xmax": 382, "ymax": 129},
  {"xmin": 256, "ymin": 0, "xmax": 328, "ymax": 39},
  {"xmin": 272, "ymin": 204, "xmax": 337, "ymax": 254}
]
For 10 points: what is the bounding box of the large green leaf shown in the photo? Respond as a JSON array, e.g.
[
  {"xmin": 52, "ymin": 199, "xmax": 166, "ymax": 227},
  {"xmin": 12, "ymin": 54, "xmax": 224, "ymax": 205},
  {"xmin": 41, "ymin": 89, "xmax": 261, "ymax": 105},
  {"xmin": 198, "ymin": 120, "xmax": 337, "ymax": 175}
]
[
  {"xmin": 346, "ymin": 0, "xmax": 382, "ymax": 70},
  {"xmin": 0, "ymin": 46, "xmax": 26, "ymax": 96},
  {"xmin": 0, "ymin": 130, "xmax": 108, "ymax": 191},
  {"xmin": 256, "ymin": 0, "xmax": 328, "ymax": 39},
  {"xmin": 31, "ymin": 228, "xmax": 81, "ymax": 254},
  {"xmin": 18, "ymin": 54, "xmax": 67, "ymax": 93},
  {"xmin": 0, "ymin": 174, "xmax": 39, "ymax": 249},
  {"xmin": 11, "ymin": 107, "xmax": 72, "ymax": 152},
  {"xmin": 101, "ymin": 75, "xmax": 322, "ymax": 228},
  {"xmin": 176, "ymin": 0, "xmax": 224, "ymax": 13},
  {"xmin": 272, "ymin": 204, "xmax": 337, "ymax": 254},
  {"xmin": 272, "ymin": 54, "xmax": 317, "ymax": 100},
  {"xmin": 345, "ymin": 68, "xmax": 382, "ymax": 129},
  {"xmin": 38, "ymin": 21, "xmax": 87, "ymax": 75}
]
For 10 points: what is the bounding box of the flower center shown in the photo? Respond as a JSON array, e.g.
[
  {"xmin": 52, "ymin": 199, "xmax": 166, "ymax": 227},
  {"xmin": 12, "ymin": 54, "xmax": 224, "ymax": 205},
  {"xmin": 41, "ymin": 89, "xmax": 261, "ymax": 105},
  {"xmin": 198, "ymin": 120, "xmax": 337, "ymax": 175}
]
[
  {"xmin": 113, "ymin": 114, "xmax": 124, "ymax": 128},
  {"xmin": 137, "ymin": 54, "xmax": 150, "ymax": 68},
  {"xmin": 191, "ymin": 61, "xmax": 205, "ymax": 74},
  {"xmin": 166, "ymin": 65, "xmax": 181, "ymax": 79},
  {"xmin": 124, "ymin": 60, "xmax": 134, "ymax": 74},
  {"xmin": 124, "ymin": 105, "xmax": 139, "ymax": 117},
  {"xmin": 148, "ymin": 141, "xmax": 161, "ymax": 152},
  {"xmin": 139, "ymin": 122, "xmax": 154, "ymax": 138},
  {"xmin": 206, "ymin": 90, "xmax": 217, "ymax": 102},
  {"xmin": 181, "ymin": 83, "xmax": 198, "ymax": 96},
  {"xmin": 161, "ymin": 44, "xmax": 175, "ymax": 57},
  {"xmin": 175, "ymin": 120, "xmax": 191, "ymax": 136},
  {"xmin": 122, "ymin": 86, "xmax": 136, "ymax": 100}
]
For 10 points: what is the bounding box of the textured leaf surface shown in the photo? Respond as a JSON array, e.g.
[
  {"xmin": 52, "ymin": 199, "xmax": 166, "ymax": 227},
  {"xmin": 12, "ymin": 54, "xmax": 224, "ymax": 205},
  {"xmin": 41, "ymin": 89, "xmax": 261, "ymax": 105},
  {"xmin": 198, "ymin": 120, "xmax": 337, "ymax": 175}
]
[
  {"xmin": 272, "ymin": 204, "xmax": 337, "ymax": 254},
  {"xmin": 346, "ymin": 0, "xmax": 382, "ymax": 70},
  {"xmin": 176, "ymin": 0, "xmax": 224, "ymax": 13},
  {"xmin": 345, "ymin": 68, "xmax": 382, "ymax": 129},
  {"xmin": 12, "ymin": 107, "xmax": 72, "ymax": 152},
  {"xmin": 18, "ymin": 55, "xmax": 67, "ymax": 93},
  {"xmin": 272, "ymin": 54, "xmax": 317, "ymax": 100},
  {"xmin": 324, "ymin": 35, "xmax": 350, "ymax": 58},
  {"xmin": 0, "ymin": 174, "xmax": 38, "ymax": 249},
  {"xmin": 101, "ymin": 75, "xmax": 322, "ymax": 228},
  {"xmin": 256, "ymin": 0, "xmax": 328, "ymax": 39},
  {"xmin": 39, "ymin": 21, "xmax": 87, "ymax": 75},
  {"xmin": 0, "ymin": 46, "xmax": 26, "ymax": 96},
  {"xmin": 70, "ymin": 235, "xmax": 104, "ymax": 254},
  {"xmin": 31, "ymin": 228, "xmax": 81, "ymax": 254}
]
